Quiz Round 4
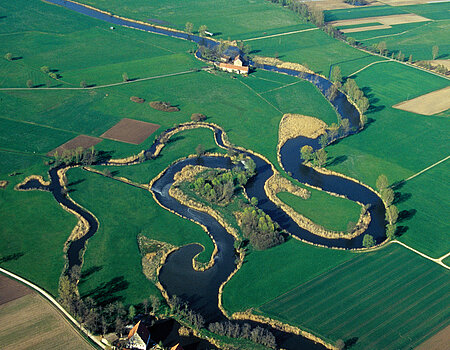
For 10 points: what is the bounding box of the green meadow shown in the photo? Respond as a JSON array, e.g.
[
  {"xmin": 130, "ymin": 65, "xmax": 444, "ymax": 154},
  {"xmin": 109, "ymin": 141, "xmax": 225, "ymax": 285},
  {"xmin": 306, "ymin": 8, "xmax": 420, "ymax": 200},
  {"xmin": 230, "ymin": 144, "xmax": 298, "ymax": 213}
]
[
  {"xmin": 277, "ymin": 190, "xmax": 361, "ymax": 232},
  {"xmin": 257, "ymin": 244, "xmax": 450, "ymax": 349},
  {"xmin": 75, "ymin": 0, "xmax": 306, "ymax": 39}
]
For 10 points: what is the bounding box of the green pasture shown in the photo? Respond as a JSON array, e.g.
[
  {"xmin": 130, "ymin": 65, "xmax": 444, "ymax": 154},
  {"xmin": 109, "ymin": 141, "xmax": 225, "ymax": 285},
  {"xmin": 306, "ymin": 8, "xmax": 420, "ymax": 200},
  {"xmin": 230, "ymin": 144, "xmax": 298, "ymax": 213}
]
[
  {"xmin": 277, "ymin": 190, "xmax": 361, "ymax": 232},
  {"xmin": 396, "ymin": 160, "xmax": 450, "ymax": 258},
  {"xmin": 355, "ymin": 20, "xmax": 450, "ymax": 61},
  {"xmin": 324, "ymin": 5, "xmax": 407, "ymax": 22},
  {"xmin": 0, "ymin": 0, "xmax": 199, "ymax": 88},
  {"xmin": 327, "ymin": 61, "xmax": 450, "ymax": 188},
  {"xmin": 0, "ymin": 162, "xmax": 77, "ymax": 296},
  {"xmin": 253, "ymin": 28, "xmax": 376, "ymax": 76},
  {"xmin": 67, "ymin": 166, "xmax": 216, "ymax": 305},
  {"xmin": 75, "ymin": 0, "xmax": 305, "ymax": 39},
  {"xmin": 257, "ymin": 244, "xmax": 450, "ymax": 349},
  {"xmin": 223, "ymin": 239, "xmax": 354, "ymax": 314}
]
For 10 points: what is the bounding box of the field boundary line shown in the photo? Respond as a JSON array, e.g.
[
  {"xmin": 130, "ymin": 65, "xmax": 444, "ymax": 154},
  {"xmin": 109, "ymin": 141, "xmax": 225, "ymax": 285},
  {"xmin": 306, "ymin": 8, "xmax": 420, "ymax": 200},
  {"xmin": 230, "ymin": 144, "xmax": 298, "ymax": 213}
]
[
  {"xmin": 243, "ymin": 27, "xmax": 318, "ymax": 42},
  {"xmin": 392, "ymin": 240, "xmax": 449, "ymax": 269},
  {"xmin": 0, "ymin": 69, "xmax": 197, "ymax": 91},
  {"xmin": 237, "ymin": 79, "xmax": 283, "ymax": 114},
  {"xmin": 347, "ymin": 60, "xmax": 390, "ymax": 77},
  {"xmin": 360, "ymin": 21, "xmax": 433, "ymax": 42},
  {"xmin": 0, "ymin": 267, "xmax": 103, "ymax": 349},
  {"xmin": 0, "ymin": 115, "xmax": 79, "ymax": 136},
  {"xmin": 261, "ymin": 80, "xmax": 302, "ymax": 94},
  {"xmin": 402, "ymin": 155, "xmax": 449, "ymax": 183}
]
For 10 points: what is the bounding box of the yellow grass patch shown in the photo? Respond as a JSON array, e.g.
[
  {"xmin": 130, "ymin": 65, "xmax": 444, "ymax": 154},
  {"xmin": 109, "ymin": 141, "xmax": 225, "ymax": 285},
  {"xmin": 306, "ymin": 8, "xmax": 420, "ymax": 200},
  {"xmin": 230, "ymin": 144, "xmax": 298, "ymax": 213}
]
[
  {"xmin": 392, "ymin": 86, "xmax": 450, "ymax": 115},
  {"xmin": 278, "ymin": 113, "xmax": 327, "ymax": 151},
  {"xmin": 329, "ymin": 13, "xmax": 431, "ymax": 33},
  {"xmin": 381, "ymin": 0, "xmax": 434, "ymax": 5}
]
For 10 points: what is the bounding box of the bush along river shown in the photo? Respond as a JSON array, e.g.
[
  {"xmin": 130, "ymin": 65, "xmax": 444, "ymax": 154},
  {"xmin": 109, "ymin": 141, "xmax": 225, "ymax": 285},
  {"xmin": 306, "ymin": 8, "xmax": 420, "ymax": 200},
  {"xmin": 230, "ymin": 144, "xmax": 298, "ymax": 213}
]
[{"xmin": 29, "ymin": 1, "xmax": 388, "ymax": 348}]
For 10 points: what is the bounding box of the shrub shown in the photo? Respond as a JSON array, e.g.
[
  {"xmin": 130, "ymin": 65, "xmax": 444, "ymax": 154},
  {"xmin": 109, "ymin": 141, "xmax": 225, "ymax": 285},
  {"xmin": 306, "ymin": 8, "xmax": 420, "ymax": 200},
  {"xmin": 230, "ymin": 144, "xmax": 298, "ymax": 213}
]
[
  {"xmin": 130, "ymin": 96, "xmax": 145, "ymax": 103},
  {"xmin": 149, "ymin": 101, "xmax": 180, "ymax": 112},
  {"xmin": 191, "ymin": 113, "xmax": 206, "ymax": 122}
]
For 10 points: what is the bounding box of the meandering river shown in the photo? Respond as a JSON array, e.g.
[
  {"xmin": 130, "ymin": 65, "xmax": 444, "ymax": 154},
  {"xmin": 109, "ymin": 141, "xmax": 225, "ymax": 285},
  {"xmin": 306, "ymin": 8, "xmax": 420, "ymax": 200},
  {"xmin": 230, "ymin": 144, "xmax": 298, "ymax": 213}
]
[{"xmin": 23, "ymin": 1, "xmax": 388, "ymax": 348}]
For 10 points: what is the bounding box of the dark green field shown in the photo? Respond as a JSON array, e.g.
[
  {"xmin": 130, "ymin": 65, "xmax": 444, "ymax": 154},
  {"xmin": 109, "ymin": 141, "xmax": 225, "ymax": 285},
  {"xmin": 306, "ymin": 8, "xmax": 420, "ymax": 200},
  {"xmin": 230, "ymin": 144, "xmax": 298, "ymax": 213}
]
[{"xmin": 258, "ymin": 244, "xmax": 450, "ymax": 349}]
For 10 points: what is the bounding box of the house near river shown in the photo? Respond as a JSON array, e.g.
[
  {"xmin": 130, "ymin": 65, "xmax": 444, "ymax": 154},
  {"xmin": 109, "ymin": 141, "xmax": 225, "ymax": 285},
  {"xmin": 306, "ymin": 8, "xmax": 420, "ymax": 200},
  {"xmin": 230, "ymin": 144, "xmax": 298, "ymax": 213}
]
[{"xmin": 218, "ymin": 55, "xmax": 249, "ymax": 75}]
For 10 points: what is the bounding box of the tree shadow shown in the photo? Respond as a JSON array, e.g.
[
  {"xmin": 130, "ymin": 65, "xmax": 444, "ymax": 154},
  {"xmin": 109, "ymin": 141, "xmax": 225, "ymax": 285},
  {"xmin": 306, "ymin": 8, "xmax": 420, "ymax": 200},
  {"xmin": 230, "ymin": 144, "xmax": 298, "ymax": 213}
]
[
  {"xmin": 396, "ymin": 225, "xmax": 409, "ymax": 236},
  {"xmin": 80, "ymin": 265, "xmax": 103, "ymax": 280},
  {"xmin": 327, "ymin": 155, "xmax": 347, "ymax": 166},
  {"xmin": 367, "ymin": 104, "xmax": 385, "ymax": 114},
  {"xmin": 82, "ymin": 275, "xmax": 128, "ymax": 307},
  {"xmin": 86, "ymin": 84, "xmax": 96, "ymax": 88},
  {"xmin": 393, "ymin": 192, "xmax": 411, "ymax": 205},
  {"xmin": 127, "ymin": 77, "xmax": 140, "ymax": 82},
  {"xmin": 345, "ymin": 337, "xmax": 358, "ymax": 348},
  {"xmin": 167, "ymin": 135, "xmax": 185, "ymax": 144},
  {"xmin": 0, "ymin": 252, "xmax": 24, "ymax": 263},
  {"xmin": 33, "ymin": 84, "xmax": 46, "ymax": 88},
  {"xmin": 398, "ymin": 209, "xmax": 416, "ymax": 222},
  {"xmin": 68, "ymin": 178, "xmax": 85, "ymax": 187},
  {"xmin": 11, "ymin": 56, "xmax": 23, "ymax": 61}
]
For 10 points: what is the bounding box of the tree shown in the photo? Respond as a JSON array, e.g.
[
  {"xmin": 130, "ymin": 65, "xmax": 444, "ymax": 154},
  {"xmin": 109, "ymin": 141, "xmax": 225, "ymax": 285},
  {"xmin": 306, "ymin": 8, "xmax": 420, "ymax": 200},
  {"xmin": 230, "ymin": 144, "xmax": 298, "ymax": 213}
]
[
  {"xmin": 340, "ymin": 118, "xmax": 350, "ymax": 135},
  {"xmin": 330, "ymin": 65, "xmax": 342, "ymax": 86},
  {"xmin": 347, "ymin": 37, "xmax": 356, "ymax": 46},
  {"xmin": 198, "ymin": 25, "xmax": 208, "ymax": 37},
  {"xmin": 357, "ymin": 96, "xmax": 370, "ymax": 114},
  {"xmin": 251, "ymin": 197, "xmax": 258, "ymax": 206},
  {"xmin": 195, "ymin": 144, "xmax": 205, "ymax": 157},
  {"xmin": 128, "ymin": 305, "xmax": 136, "ymax": 321},
  {"xmin": 336, "ymin": 339, "xmax": 346, "ymax": 350},
  {"xmin": 386, "ymin": 205, "xmax": 399, "ymax": 224},
  {"xmin": 26, "ymin": 79, "xmax": 33, "ymax": 88},
  {"xmin": 80, "ymin": 80, "xmax": 87, "ymax": 88},
  {"xmin": 408, "ymin": 54, "xmax": 413, "ymax": 64},
  {"xmin": 319, "ymin": 134, "xmax": 328, "ymax": 149},
  {"xmin": 363, "ymin": 234, "xmax": 375, "ymax": 248},
  {"xmin": 185, "ymin": 21, "xmax": 194, "ymax": 34},
  {"xmin": 143, "ymin": 298, "xmax": 149, "ymax": 314},
  {"xmin": 150, "ymin": 295, "xmax": 161, "ymax": 314},
  {"xmin": 314, "ymin": 148, "xmax": 327, "ymax": 168},
  {"xmin": 325, "ymin": 84, "xmax": 339, "ymax": 101},
  {"xmin": 122, "ymin": 72, "xmax": 128, "ymax": 82},
  {"xmin": 191, "ymin": 113, "xmax": 206, "ymax": 122},
  {"xmin": 432, "ymin": 45, "xmax": 439, "ymax": 60},
  {"xmin": 380, "ymin": 187, "xmax": 394, "ymax": 207},
  {"xmin": 40, "ymin": 66, "xmax": 50, "ymax": 74},
  {"xmin": 377, "ymin": 41, "xmax": 387, "ymax": 55},
  {"xmin": 49, "ymin": 72, "xmax": 58, "ymax": 80},
  {"xmin": 360, "ymin": 114, "xmax": 368, "ymax": 129},
  {"xmin": 4, "ymin": 52, "xmax": 12, "ymax": 61},
  {"xmin": 300, "ymin": 145, "xmax": 314, "ymax": 163},
  {"xmin": 386, "ymin": 223, "xmax": 396, "ymax": 240},
  {"xmin": 376, "ymin": 174, "xmax": 389, "ymax": 191}
]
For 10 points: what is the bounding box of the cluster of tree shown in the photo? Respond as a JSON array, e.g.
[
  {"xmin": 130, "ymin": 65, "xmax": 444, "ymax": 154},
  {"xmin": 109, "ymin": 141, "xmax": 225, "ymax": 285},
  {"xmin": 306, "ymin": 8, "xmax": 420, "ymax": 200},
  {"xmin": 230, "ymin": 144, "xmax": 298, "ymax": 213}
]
[
  {"xmin": 376, "ymin": 174, "xmax": 398, "ymax": 239},
  {"xmin": 53, "ymin": 146, "xmax": 99, "ymax": 166},
  {"xmin": 40, "ymin": 65, "xmax": 59, "ymax": 80},
  {"xmin": 300, "ymin": 145, "xmax": 328, "ymax": 167},
  {"xmin": 362, "ymin": 234, "xmax": 375, "ymax": 248},
  {"xmin": 58, "ymin": 267, "xmax": 145, "ymax": 336},
  {"xmin": 197, "ymin": 38, "xmax": 238, "ymax": 62},
  {"xmin": 208, "ymin": 321, "xmax": 276, "ymax": 349},
  {"xmin": 190, "ymin": 166, "xmax": 254, "ymax": 206},
  {"xmin": 343, "ymin": 78, "xmax": 370, "ymax": 114},
  {"xmin": 168, "ymin": 296, "xmax": 205, "ymax": 329},
  {"xmin": 240, "ymin": 207, "xmax": 285, "ymax": 250},
  {"xmin": 269, "ymin": 0, "xmax": 343, "ymax": 39}
]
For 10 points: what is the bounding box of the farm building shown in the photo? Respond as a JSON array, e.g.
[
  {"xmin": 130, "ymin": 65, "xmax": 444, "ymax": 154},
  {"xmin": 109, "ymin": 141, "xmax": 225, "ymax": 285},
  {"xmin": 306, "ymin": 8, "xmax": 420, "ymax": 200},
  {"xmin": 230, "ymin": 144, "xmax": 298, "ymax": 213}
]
[
  {"xmin": 126, "ymin": 321, "xmax": 152, "ymax": 350},
  {"xmin": 218, "ymin": 55, "xmax": 249, "ymax": 75}
]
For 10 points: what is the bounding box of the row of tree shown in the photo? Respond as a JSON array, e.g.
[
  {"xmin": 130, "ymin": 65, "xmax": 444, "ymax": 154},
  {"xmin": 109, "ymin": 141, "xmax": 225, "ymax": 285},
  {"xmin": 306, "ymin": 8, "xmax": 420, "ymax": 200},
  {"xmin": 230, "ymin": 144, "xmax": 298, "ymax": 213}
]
[
  {"xmin": 53, "ymin": 146, "xmax": 99, "ymax": 167},
  {"xmin": 376, "ymin": 174, "xmax": 398, "ymax": 239}
]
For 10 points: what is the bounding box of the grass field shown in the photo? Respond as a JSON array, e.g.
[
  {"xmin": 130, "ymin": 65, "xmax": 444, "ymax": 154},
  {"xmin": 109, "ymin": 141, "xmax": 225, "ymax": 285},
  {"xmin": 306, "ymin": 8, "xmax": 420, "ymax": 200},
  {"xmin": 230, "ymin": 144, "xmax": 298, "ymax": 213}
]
[
  {"xmin": 326, "ymin": 3, "xmax": 450, "ymax": 61},
  {"xmin": 277, "ymin": 190, "xmax": 361, "ymax": 232},
  {"xmin": 257, "ymin": 244, "xmax": 450, "ymax": 349},
  {"xmin": 0, "ymin": 275, "xmax": 94, "ymax": 350},
  {"xmin": 0, "ymin": 162, "xmax": 77, "ymax": 296},
  {"xmin": 75, "ymin": 0, "xmax": 306, "ymax": 39},
  {"xmin": 396, "ymin": 160, "xmax": 450, "ymax": 258},
  {"xmin": 223, "ymin": 239, "xmax": 355, "ymax": 314}
]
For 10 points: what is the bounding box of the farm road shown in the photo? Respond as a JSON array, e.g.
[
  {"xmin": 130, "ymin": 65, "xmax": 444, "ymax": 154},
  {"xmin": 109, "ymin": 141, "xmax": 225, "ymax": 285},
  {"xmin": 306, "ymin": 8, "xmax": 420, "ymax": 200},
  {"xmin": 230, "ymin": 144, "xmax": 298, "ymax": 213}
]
[
  {"xmin": 391, "ymin": 241, "xmax": 450, "ymax": 269},
  {"xmin": 0, "ymin": 69, "xmax": 198, "ymax": 91},
  {"xmin": 243, "ymin": 27, "xmax": 318, "ymax": 42}
]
